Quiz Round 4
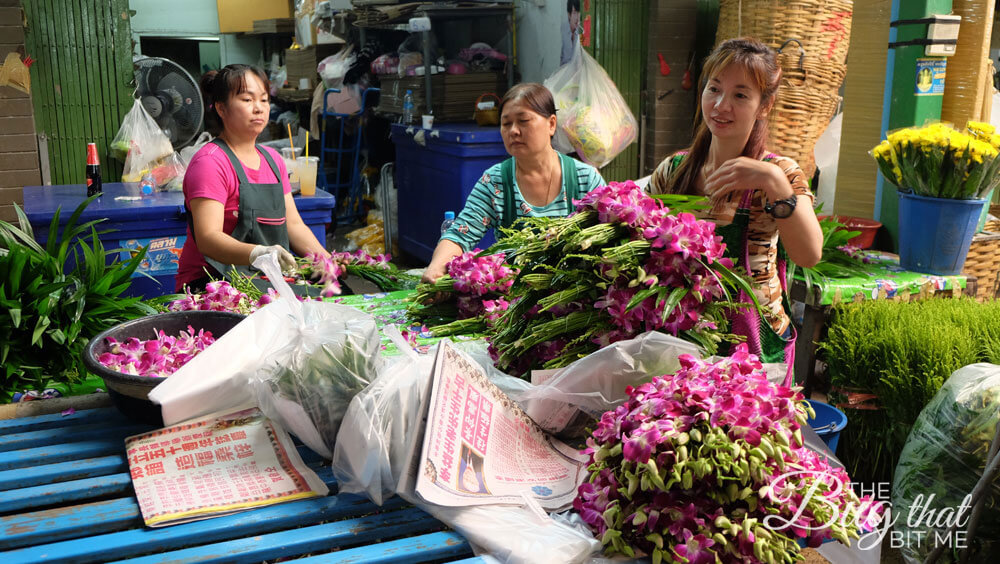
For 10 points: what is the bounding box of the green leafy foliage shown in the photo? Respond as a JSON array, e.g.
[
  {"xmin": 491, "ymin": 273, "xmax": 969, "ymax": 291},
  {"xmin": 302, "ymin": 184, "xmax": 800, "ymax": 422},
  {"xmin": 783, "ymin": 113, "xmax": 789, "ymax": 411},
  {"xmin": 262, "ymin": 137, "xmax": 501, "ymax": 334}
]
[
  {"xmin": 0, "ymin": 196, "xmax": 156, "ymax": 401},
  {"xmin": 787, "ymin": 212, "xmax": 871, "ymax": 292},
  {"xmin": 820, "ymin": 297, "xmax": 1000, "ymax": 484}
]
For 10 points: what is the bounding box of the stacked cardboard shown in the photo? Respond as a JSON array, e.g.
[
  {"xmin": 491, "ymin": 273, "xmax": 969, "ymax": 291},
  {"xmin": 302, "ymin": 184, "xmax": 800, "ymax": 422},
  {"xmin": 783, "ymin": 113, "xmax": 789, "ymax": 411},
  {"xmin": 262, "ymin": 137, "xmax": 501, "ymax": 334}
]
[{"xmin": 376, "ymin": 72, "xmax": 506, "ymax": 122}]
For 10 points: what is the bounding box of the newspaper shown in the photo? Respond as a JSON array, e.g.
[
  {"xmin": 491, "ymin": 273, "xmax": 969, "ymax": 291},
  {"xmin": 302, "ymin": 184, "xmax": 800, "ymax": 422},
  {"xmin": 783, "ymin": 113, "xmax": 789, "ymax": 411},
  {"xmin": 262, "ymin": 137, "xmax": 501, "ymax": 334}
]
[
  {"xmin": 412, "ymin": 341, "xmax": 588, "ymax": 511},
  {"xmin": 125, "ymin": 407, "xmax": 329, "ymax": 527}
]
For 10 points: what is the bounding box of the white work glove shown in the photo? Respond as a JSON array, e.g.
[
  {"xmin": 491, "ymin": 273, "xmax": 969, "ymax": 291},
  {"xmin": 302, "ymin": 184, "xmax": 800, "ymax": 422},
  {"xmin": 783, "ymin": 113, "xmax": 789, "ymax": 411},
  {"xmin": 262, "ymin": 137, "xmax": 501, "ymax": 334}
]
[{"xmin": 250, "ymin": 244, "xmax": 297, "ymax": 274}]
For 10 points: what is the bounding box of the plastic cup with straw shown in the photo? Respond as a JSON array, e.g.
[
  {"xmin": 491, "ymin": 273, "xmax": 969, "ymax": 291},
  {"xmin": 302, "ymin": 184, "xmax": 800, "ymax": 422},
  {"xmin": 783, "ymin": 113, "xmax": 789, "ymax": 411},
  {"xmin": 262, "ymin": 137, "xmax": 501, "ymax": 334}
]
[{"xmin": 297, "ymin": 134, "xmax": 318, "ymax": 197}]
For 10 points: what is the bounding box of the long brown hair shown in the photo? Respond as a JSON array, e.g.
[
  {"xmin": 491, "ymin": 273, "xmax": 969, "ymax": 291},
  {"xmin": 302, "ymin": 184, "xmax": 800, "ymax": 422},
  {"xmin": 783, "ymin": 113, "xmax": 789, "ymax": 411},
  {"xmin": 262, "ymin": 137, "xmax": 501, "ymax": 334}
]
[{"xmin": 665, "ymin": 38, "xmax": 781, "ymax": 195}]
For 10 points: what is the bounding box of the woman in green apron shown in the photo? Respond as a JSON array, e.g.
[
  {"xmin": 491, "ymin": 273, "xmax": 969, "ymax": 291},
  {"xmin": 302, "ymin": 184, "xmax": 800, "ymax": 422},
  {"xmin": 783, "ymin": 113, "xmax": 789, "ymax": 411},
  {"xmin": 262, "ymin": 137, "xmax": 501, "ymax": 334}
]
[
  {"xmin": 421, "ymin": 83, "xmax": 606, "ymax": 283},
  {"xmin": 175, "ymin": 64, "xmax": 328, "ymax": 292},
  {"xmin": 649, "ymin": 38, "xmax": 822, "ymax": 382}
]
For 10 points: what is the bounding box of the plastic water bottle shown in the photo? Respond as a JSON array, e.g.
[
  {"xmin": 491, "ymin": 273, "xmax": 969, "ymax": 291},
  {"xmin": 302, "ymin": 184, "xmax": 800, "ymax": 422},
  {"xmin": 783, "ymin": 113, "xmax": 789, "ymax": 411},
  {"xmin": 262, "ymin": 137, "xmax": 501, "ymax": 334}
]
[
  {"xmin": 402, "ymin": 89, "xmax": 415, "ymax": 125},
  {"xmin": 441, "ymin": 210, "xmax": 455, "ymax": 234}
]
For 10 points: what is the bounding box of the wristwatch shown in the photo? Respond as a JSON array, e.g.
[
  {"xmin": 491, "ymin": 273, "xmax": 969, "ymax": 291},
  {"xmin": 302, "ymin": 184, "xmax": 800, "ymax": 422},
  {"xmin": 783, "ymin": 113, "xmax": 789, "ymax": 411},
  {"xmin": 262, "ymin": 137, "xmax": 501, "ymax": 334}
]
[{"xmin": 764, "ymin": 195, "xmax": 797, "ymax": 219}]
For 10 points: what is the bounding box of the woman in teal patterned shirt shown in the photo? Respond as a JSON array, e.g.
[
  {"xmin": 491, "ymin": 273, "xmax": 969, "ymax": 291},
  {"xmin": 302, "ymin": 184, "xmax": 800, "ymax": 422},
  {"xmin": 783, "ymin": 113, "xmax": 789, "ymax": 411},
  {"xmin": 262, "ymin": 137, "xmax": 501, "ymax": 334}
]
[{"xmin": 421, "ymin": 83, "xmax": 605, "ymax": 283}]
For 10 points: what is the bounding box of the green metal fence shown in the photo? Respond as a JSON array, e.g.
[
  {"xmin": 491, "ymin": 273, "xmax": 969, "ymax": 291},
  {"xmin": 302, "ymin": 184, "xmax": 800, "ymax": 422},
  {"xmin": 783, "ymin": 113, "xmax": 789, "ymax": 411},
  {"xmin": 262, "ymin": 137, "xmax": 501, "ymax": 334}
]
[
  {"xmin": 22, "ymin": 0, "xmax": 133, "ymax": 185},
  {"xmin": 585, "ymin": 0, "xmax": 649, "ymax": 182}
]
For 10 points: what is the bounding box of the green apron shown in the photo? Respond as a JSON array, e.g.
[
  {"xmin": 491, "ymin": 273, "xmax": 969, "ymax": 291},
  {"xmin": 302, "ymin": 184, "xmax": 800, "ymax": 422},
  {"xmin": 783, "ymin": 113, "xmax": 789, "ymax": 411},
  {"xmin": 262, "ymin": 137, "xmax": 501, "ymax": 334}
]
[
  {"xmin": 499, "ymin": 153, "xmax": 581, "ymax": 229},
  {"xmin": 188, "ymin": 138, "xmax": 292, "ymax": 278}
]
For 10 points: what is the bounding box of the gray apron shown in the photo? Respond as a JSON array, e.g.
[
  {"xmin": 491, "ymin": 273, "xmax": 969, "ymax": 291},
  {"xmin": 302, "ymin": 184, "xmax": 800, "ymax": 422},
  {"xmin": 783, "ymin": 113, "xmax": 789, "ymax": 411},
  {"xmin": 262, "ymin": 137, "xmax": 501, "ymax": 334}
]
[{"xmin": 188, "ymin": 138, "xmax": 291, "ymax": 278}]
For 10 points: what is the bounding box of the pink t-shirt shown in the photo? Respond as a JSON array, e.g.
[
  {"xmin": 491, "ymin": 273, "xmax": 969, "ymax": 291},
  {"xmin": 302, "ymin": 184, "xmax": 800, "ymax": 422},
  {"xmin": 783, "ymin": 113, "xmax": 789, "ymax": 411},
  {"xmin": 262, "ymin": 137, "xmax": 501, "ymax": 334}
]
[{"xmin": 175, "ymin": 143, "xmax": 292, "ymax": 290}]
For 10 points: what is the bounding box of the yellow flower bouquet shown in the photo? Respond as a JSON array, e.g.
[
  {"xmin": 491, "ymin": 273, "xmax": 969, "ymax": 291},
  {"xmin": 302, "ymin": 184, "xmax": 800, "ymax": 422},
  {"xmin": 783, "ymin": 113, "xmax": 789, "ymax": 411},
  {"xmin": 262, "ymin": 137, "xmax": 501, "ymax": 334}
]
[{"xmin": 871, "ymin": 122, "xmax": 1000, "ymax": 200}]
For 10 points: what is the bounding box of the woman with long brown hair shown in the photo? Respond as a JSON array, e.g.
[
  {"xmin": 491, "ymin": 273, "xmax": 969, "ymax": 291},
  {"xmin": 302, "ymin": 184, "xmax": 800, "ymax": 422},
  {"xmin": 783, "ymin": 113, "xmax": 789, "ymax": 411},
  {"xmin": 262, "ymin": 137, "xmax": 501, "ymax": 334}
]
[
  {"xmin": 422, "ymin": 82, "xmax": 606, "ymax": 283},
  {"xmin": 650, "ymin": 38, "xmax": 822, "ymax": 369}
]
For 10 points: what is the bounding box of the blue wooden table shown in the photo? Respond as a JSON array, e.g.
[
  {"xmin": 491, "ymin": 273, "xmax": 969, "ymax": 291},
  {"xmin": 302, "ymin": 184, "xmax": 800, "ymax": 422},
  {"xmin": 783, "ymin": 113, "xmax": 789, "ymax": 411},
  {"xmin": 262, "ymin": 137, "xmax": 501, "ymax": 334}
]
[{"xmin": 0, "ymin": 407, "xmax": 485, "ymax": 563}]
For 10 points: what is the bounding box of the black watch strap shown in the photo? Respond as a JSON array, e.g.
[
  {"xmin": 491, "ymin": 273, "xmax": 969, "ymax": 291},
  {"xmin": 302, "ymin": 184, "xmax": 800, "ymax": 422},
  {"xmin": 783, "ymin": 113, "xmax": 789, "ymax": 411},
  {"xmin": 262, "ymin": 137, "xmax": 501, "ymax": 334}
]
[{"xmin": 764, "ymin": 196, "xmax": 797, "ymax": 219}]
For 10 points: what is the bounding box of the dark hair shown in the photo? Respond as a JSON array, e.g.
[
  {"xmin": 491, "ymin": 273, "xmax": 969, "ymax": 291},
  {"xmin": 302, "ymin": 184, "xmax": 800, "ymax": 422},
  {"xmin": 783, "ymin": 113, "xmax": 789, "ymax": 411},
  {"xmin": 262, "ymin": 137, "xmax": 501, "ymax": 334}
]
[
  {"xmin": 499, "ymin": 83, "xmax": 557, "ymax": 120},
  {"xmin": 567, "ymin": 0, "xmax": 580, "ymax": 13},
  {"xmin": 199, "ymin": 64, "xmax": 271, "ymax": 135},
  {"xmin": 664, "ymin": 38, "xmax": 781, "ymax": 195}
]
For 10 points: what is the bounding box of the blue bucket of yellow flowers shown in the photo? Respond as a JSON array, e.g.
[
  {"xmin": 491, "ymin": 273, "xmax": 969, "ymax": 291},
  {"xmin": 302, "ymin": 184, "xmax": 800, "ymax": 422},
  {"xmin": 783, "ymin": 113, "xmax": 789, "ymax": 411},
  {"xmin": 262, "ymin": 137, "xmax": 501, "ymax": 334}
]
[{"xmin": 872, "ymin": 121, "xmax": 998, "ymax": 275}]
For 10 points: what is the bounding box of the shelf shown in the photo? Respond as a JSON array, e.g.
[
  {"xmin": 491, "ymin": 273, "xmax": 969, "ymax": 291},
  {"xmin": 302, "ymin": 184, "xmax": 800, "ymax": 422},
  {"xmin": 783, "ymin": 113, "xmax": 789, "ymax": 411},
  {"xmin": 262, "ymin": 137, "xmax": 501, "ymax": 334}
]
[{"xmin": 352, "ymin": 3, "xmax": 513, "ymax": 29}]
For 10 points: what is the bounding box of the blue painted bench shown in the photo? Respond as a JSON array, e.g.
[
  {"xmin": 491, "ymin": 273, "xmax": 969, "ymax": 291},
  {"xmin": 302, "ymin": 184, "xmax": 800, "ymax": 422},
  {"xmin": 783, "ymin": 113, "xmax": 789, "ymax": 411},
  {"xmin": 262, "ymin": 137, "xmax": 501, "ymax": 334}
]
[{"xmin": 0, "ymin": 407, "xmax": 486, "ymax": 564}]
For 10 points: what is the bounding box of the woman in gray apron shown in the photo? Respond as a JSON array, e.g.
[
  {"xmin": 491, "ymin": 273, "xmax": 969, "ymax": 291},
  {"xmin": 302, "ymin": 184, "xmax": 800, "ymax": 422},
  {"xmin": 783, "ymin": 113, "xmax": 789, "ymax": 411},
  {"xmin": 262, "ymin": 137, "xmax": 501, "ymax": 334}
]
[
  {"xmin": 175, "ymin": 64, "xmax": 328, "ymax": 292},
  {"xmin": 422, "ymin": 83, "xmax": 606, "ymax": 283}
]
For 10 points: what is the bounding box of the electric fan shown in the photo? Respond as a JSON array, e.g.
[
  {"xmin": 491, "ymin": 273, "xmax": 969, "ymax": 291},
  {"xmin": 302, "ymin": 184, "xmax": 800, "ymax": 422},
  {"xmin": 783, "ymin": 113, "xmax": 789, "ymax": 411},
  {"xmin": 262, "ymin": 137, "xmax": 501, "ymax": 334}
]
[{"xmin": 134, "ymin": 57, "xmax": 204, "ymax": 149}]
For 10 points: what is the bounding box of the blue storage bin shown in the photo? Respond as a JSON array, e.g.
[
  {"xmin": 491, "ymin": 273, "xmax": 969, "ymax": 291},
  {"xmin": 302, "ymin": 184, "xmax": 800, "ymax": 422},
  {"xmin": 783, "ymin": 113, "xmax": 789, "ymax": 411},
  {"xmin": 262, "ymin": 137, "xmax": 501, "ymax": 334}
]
[
  {"xmin": 391, "ymin": 122, "xmax": 509, "ymax": 263},
  {"xmin": 23, "ymin": 183, "xmax": 335, "ymax": 299},
  {"xmin": 805, "ymin": 400, "xmax": 848, "ymax": 454}
]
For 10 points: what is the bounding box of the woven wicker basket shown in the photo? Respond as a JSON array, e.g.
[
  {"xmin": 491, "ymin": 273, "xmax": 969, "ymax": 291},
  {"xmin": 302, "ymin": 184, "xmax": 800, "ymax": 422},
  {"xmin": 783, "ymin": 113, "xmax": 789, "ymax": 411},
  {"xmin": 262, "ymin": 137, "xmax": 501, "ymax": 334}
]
[
  {"xmin": 961, "ymin": 221, "xmax": 1000, "ymax": 301},
  {"xmin": 716, "ymin": 0, "xmax": 853, "ymax": 178}
]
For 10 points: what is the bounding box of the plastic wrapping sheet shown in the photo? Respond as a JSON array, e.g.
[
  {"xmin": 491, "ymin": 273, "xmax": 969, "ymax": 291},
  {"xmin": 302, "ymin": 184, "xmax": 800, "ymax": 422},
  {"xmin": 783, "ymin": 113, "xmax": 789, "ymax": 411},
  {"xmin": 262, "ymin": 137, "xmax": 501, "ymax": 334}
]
[{"xmin": 892, "ymin": 363, "xmax": 1000, "ymax": 563}]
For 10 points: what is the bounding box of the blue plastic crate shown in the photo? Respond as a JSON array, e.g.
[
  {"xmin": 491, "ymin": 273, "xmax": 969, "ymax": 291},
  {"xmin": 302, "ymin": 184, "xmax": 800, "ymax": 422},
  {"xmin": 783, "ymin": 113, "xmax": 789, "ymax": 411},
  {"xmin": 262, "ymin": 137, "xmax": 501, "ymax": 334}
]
[
  {"xmin": 391, "ymin": 123, "xmax": 509, "ymax": 263},
  {"xmin": 23, "ymin": 184, "xmax": 335, "ymax": 298}
]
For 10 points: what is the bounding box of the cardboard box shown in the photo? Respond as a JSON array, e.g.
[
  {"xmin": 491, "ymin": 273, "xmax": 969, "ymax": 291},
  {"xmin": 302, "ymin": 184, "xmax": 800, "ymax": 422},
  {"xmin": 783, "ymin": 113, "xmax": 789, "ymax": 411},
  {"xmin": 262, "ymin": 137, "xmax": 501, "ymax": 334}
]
[
  {"xmin": 377, "ymin": 73, "xmax": 506, "ymax": 122},
  {"xmin": 284, "ymin": 45, "xmax": 341, "ymax": 89},
  {"xmin": 217, "ymin": 0, "xmax": 292, "ymax": 33}
]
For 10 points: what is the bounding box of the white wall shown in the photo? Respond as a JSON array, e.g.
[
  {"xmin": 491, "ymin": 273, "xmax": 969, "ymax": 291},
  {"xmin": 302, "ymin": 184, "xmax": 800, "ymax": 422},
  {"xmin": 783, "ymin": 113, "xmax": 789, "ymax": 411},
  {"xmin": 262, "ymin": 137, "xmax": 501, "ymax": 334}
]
[{"xmin": 514, "ymin": 0, "xmax": 564, "ymax": 84}]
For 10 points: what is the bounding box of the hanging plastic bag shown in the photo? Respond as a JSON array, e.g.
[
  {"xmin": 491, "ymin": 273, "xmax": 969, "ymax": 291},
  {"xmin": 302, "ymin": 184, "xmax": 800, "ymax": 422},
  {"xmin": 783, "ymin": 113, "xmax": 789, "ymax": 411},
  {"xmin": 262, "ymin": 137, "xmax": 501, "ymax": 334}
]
[
  {"xmin": 113, "ymin": 99, "xmax": 178, "ymax": 184},
  {"xmin": 892, "ymin": 363, "xmax": 1000, "ymax": 563},
  {"xmin": 543, "ymin": 40, "xmax": 638, "ymax": 169},
  {"xmin": 179, "ymin": 131, "xmax": 213, "ymax": 168},
  {"xmin": 150, "ymin": 252, "xmax": 381, "ymax": 459},
  {"xmin": 318, "ymin": 47, "xmax": 357, "ymax": 89}
]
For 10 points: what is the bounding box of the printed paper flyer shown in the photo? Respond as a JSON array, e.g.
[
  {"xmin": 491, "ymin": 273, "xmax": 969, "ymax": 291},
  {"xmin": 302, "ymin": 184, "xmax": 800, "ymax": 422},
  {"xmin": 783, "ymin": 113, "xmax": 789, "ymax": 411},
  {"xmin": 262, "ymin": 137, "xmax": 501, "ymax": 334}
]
[
  {"xmin": 125, "ymin": 407, "xmax": 328, "ymax": 527},
  {"xmin": 414, "ymin": 341, "xmax": 588, "ymax": 510}
]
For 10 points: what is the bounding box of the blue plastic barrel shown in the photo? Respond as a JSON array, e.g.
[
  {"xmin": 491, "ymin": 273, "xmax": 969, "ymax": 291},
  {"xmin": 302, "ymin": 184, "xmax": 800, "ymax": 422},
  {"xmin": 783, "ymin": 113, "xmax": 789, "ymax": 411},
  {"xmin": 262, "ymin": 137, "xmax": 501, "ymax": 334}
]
[
  {"xmin": 805, "ymin": 400, "xmax": 848, "ymax": 454},
  {"xmin": 897, "ymin": 192, "xmax": 985, "ymax": 275}
]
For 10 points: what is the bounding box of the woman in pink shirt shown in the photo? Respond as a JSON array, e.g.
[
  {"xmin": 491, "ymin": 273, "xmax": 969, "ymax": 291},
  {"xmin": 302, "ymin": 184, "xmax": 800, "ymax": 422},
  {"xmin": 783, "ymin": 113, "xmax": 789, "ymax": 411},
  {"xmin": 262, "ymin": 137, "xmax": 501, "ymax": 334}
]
[{"xmin": 175, "ymin": 64, "xmax": 328, "ymax": 291}]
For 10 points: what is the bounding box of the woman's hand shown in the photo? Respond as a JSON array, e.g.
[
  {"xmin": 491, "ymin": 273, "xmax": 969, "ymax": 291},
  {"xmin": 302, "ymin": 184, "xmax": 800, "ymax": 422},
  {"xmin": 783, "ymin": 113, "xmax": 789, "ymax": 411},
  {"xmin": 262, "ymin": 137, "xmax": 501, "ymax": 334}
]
[{"xmin": 703, "ymin": 157, "xmax": 792, "ymax": 204}]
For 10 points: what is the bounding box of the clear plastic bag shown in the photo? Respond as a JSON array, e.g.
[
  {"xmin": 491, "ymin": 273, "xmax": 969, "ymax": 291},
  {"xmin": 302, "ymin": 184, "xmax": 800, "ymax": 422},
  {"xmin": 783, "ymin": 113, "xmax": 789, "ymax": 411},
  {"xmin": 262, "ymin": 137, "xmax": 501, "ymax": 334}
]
[
  {"xmin": 150, "ymin": 252, "xmax": 381, "ymax": 460},
  {"xmin": 113, "ymin": 99, "xmax": 178, "ymax": 183},
  {"xmin": 544, "ymin": 40, "xmax": 638, "ymax": 169},
  {"xmin": 892, "ymin": 363, "xmax": 1000, "ymax": 563}
]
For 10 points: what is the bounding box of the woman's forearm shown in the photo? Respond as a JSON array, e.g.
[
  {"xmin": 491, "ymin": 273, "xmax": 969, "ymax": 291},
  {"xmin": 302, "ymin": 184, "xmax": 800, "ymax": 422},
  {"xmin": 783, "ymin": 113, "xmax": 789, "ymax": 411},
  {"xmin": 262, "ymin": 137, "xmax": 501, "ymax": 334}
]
[
  {"xmin": 423, "ymin": 239, "xmax": 464, "ymax": 283},
  {"xmin": 197, "ymin": 231, "xmax": 258, "ymax": 266},
  {"xmin": 288, "ymin": 217, "xmax": 328, "ymax": 257}
]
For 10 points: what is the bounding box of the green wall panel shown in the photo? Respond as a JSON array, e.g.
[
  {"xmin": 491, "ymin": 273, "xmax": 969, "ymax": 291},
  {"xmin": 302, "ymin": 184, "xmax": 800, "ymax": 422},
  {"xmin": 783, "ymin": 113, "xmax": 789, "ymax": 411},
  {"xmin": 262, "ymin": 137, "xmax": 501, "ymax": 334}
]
[
  {"xmin": 22, "ymin": 0, "xmax": 133, "ymax": 185},
  {"xmin": 585, "ymin": 0, "xmax": 649, "ymax": 182}
]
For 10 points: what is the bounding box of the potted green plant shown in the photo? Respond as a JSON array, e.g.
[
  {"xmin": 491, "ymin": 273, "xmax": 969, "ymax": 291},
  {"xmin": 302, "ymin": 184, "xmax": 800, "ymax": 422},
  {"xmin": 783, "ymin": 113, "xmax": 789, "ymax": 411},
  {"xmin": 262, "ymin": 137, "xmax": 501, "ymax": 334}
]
[{"xmin": 871, "ymin": 121, "xmax": 1000, "ymax": 275}]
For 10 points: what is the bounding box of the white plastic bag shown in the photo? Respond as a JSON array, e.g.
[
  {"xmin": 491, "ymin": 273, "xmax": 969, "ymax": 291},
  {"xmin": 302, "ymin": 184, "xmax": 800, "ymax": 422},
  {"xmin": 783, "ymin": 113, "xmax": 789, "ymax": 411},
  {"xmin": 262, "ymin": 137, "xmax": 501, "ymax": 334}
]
[
  {"xmin": 813, "ymin": 112, "xmax": 842, "ymax": 210},
  {"xmin": 179, "ymin": 131, "xmax": 212, "ymax": 168},
  {"xmin": 544, "ymin": 41, "xmax": 638, "ymax": 168},
  {"xmin": 150, "ymin": 252, "xmax": 381, "ymax": 460},
  {"xmin": 317, "ymin": 47, "xmax": 357, "ymax": 89},
  {"xmin": 511, "ymin": 332, "xmax": 701, "ymax": 436},
  {"xmin": 331, "ymin": 331, "xmax": 600, "ymax": 563}
]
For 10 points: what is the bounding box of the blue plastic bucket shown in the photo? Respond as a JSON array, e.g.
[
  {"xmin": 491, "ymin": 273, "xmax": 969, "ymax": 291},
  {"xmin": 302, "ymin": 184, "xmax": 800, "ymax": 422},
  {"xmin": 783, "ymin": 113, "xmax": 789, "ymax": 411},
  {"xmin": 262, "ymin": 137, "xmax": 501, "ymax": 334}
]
[
  {"xmin": 805, "ymin": 400, "xmax": 848, "ymax": 454},
  {"xmin": 897, "ymin": 192, "xmax": 985, "ymax": 275}
]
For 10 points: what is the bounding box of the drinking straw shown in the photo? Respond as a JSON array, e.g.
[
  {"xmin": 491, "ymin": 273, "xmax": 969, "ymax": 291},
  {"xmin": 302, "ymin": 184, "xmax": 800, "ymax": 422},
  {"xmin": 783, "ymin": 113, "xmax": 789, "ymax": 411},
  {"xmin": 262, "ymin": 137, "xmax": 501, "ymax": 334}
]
[
  {"xmin": 305, "ymin": 136, "xmax": 308, "ymax": 159},
  {"xmin": 287, "ymin": 124, "xmax": 295, "ymax": 156}
]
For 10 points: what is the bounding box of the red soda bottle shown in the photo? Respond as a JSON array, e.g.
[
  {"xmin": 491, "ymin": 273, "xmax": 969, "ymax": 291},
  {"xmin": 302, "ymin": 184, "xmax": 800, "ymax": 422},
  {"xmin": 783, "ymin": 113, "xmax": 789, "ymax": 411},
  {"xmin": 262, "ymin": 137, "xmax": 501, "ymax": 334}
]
[{"xmin": 86, "ymin": 143, "xmax": 102, "ymax": 197}]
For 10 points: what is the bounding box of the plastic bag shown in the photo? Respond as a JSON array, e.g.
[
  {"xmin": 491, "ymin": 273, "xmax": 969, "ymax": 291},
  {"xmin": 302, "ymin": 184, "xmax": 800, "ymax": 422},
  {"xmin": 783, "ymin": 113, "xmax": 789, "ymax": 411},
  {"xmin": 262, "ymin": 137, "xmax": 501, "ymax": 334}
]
[
  {"xmin": 544, "ymin": 40, "xmax": 637, "ymax": 168},
  {"xmin": 113, "ymin": 99, "xmax": 179, "ymax": 184},
  {"xmin": 318, "ymin": 48, "xmax": 357, "ymax": 89},
  {"xmin": 179, "ymin": 131, "xmax": 213, "ymax": 168},
  {"xmin": 331, "ymin": 331, "xmax": 600, "ymax": 563},
  {"xmin": 150, "ymin": 252, "xmax": 381, "ymax": 460},
  {"xmin": 892, "ymin": 363, "xmax": 1000, "ymax": 563},
  {"xmin": 813, "ymin": 112, "xmax": 842, "ymax": 210},
  {"xmin": 511, "ymin": 332, "xmax": 701, "ymax": 437}
]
